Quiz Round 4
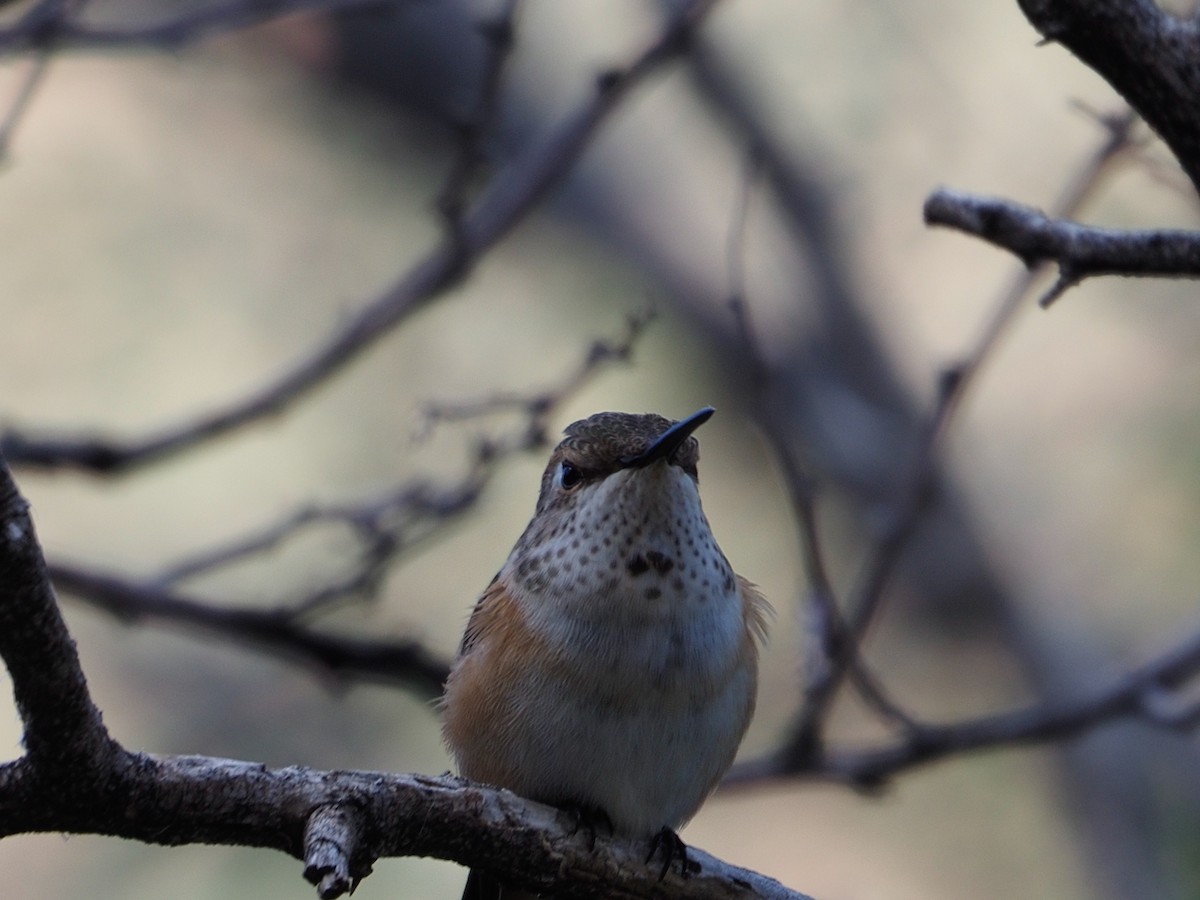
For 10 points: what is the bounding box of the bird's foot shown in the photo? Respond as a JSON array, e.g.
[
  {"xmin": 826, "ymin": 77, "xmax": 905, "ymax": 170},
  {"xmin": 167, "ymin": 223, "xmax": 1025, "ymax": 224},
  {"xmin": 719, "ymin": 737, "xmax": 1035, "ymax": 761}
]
[
  {"xmin": 558, "ymin": 802, "xmax": 614, "ymax": 851},
  {"xmin": 646, "ymin": 827, "xmax": 698, "ymax": 880}
]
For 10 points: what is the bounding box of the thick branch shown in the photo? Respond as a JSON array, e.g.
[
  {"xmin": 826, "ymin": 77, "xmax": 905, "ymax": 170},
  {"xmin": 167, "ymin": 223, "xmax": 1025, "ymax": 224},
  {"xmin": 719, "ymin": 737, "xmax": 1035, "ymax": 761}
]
[
  {"xmin": 0, "ymin": 458, "xmax": 117, "ymax": 770},
  {"xmin": 0, "ymin": 450, "xmax": 808, "ymax": 900},
  {"xmin": 1016, "ymin": 0, "xmax": 1200, "ymax": 193},
  {"xmin": 2, "ymin": 760, "xmax": 808, "ymax": 900}
]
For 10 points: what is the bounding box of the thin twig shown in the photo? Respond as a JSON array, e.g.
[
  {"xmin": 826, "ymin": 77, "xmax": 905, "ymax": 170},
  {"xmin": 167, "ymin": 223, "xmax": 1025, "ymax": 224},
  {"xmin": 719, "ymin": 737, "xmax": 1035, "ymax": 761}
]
[
  {"xmin": 50, "ymin": 561, "xmax": 452, "ymax": 698},
  {"xmin": 721, "ymin": 144, "xmax": 922, "ymax": 742},
  {"xmin": 727, "ymin": 602, "xmax": 1200, "ymax": 788},
  {"xmin": 0, "ymin": 51, "xmax": 51, "ymax": 159},
  {"xmin": 418, "ymin": 306, "xmax": 653, "ymax": 439},
  {"xmin": 721, "ymin": 147, "xmax": 843, "ymax": 706},
  {"xmin": 853, "ymin": 108, "xmax": 1138, "ymax": 634},
  {"xmin": 155, "ymin": 465, "xmax": 490, "ymax": 608},
  {"xmin": 819, "ymin": 617, "xmax": 1200, "ymax": 788},
  {"xmin": 0, "ymin": 0, "xmax": 397, "ymax": 54},
  {"xmin": 2, "ymin": 0, "xmax": 722, "ymax": 475},
  {"xmin": 773, "ymin": 108, "xmax": 1142, "ymax": 770},
  {"xmin": 721, "ymin": 147, "xmax": 836, "ymax": 636},
  {"xmin": 51, "ymin": 316, "xmax": 650, "ymax": 685},
  {"xmin": 436, "ymin": 0, "xmax": 523, "ymax": 235}
]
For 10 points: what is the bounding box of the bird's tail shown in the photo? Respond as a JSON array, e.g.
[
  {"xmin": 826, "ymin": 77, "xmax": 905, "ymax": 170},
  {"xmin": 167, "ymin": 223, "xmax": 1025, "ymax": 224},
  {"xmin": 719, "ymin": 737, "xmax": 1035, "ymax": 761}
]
[{"xmin": 460, "ymin": 868, "xmax": 540, "ymax": 900}]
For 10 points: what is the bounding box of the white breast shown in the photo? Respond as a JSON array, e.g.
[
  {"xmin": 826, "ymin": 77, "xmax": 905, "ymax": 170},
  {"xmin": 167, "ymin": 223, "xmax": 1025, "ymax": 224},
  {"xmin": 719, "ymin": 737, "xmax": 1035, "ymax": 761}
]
[{"xmin": 502, "ymin": 465, "xmax": 753, "ymax": 833}]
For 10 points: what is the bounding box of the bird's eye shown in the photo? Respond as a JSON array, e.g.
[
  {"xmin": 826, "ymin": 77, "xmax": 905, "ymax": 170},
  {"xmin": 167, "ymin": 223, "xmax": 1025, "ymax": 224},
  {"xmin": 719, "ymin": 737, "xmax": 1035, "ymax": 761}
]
[{"xmin": 558, "ymin": 461, "xmax": 583, "ymax": 490}]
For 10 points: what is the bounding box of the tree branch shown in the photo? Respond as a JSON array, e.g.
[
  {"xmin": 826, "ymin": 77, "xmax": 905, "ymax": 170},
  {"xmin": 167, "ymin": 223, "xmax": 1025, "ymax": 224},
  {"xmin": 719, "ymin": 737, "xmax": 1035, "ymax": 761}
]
[
  {"xmin": 418, "ymin": 306, "xmax": 653, "ymax": 436},
  {"xmin": 728, "ymin": 107, "xmax": 1142, "ymax": 777},
  {"xmin": 0, "ymin": 457, "xmax": 117, "ymax": 771},
  {"xmin": 153, "ymin": 458, "xmax": 496, "ymax": 616},
  {"xmin": 435, "ymin": 0, "xmax": 523, "ymax": 235},
  {"xmin": 0, "ymin": 0, "xmax": 396, "ymax": 54},
  {"xmin": 47, "ymin": 561, "xmax": 452, "ymax": 698},
  {"xmin": 36, "ymin": 311, "xmax": 649, "ymax": 697},
  {"xmin": 924, "ymin": 187, "xmax": 1200, "ymax": 306},
  {"xmin": 815, "ymin": 615, "xmax": 1200, "ymax": 788},
  {"xmin": 724, "ymin": 608, "xmax": 1200, "ymax": 790},
  {"xmin": 0, "ymin": 453, "xmax": 811, "ymax": 899},
  {"xmin": 1, "ymin": 0, "xmax": 720, "ymax": 475},
  {"xmin": 723, "ymin": 102, "xmax": 1196, "ymax": 788},
  {"xmin": 1016, "ymin": 0, "xmax": 1200, "ymax": 194},
  {"xmin": 4, "ymin": 760, "xmax": 809, "ymax": 900}
]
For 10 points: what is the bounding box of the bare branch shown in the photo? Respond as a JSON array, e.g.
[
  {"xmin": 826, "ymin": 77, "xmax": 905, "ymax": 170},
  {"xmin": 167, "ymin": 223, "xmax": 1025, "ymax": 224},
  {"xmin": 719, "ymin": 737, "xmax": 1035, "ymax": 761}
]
[
  {"xmin": 718, "ymin": 152, "xmax": 851, "ymax": 729},
  {"xmin": 436, "ymin": 0, "xmax": 523, "ymax": 234},
  {"xmin": 1, "ymin": 0, "xmax": 721, "ymax": 475},
  {"xmin": 820, "ymin": 617, "xmax": 1200, "ymax": 788},
  {"xmin": 0, "ymin": 51, "xmax": 51, "ymax": 159},
  {"xmin": 724, "ymin": 611, "xmax": 1200, "ymax": 790},
  {"xmin": 0, "ymin": 0, "xmax": 396, "ymax": 54},
  {"xmin": 48, "ymin": 561, "xmax": 452, "ymax": 698},
  {"xmin": 1016, "ymin": 0, "xmax": 1200, "ymax": 193},
  {"xmin": 155, "ymin": 462, "xmax": 492, "ymax": 609},
  {"xmin": 721, "ymin": 134, "xmax": 927, "ymax": 747},
  {"xmin": 719, "ymin": 146, "xmax": 831, "ymax": 644},
  {"xmin": 163, "ymin": 311, "xmax": 648, "ymax": 596},
  {"xmin": 2, "ymin": 760, "xmax": 810, "ymax": 900},
  {"xmin": 770, "ymin": 108, "xmax": 1142, "ymax": 769},
  {"xmin": 43, "ymin": 313, "xmax": 649, "ymax": 695},
  {"xmin": 0, "ymin": 458, "xmax": 117, "ymax": 769},
  {"xmin": 1, "ymin": 451, "xmax": 812, "ymax": 898},
  {"xmin": 924, "ymin": 188, "xmax": 1200, "ymax": 305},
  {"xmin": 303, "ymin": 804, "xmax": 365, "ymax": 899},
  {"xmin": 419, "ymin": 306, "xmax": 654, "ymax": 438}
]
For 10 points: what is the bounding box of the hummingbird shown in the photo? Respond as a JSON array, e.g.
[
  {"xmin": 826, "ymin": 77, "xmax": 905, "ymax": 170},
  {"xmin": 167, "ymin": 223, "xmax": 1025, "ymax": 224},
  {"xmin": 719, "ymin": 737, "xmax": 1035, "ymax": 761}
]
[{"xmin": 441, "ymin": 408, "xmax": 770, "ymax": 900}]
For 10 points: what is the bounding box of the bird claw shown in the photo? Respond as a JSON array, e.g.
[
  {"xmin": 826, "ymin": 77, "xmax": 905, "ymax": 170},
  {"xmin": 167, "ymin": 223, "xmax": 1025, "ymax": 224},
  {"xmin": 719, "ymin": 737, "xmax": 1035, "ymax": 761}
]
[
  {"xmin": 645, "ymin": 827, "xmax": 697, "ymax": 880},
  {"xmin": 560, "ymin": 802, "xmax": 614, "ymax": 851}
]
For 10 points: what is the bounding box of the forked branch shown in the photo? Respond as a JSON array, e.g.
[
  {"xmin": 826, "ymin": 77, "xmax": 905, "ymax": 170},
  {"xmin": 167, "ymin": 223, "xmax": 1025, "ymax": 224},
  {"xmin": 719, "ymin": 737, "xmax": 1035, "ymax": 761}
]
[{"xmin": 0, "ymin": 454, "xmax": 809, "ymax": 900}]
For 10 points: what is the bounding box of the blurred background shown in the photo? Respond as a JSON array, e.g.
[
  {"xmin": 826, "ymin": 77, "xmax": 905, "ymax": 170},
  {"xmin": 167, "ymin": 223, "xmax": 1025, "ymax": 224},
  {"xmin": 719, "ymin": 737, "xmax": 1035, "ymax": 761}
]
[{"xmin": 3, "ymin": 0, "xmax": 1200, "ymax": 898}]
